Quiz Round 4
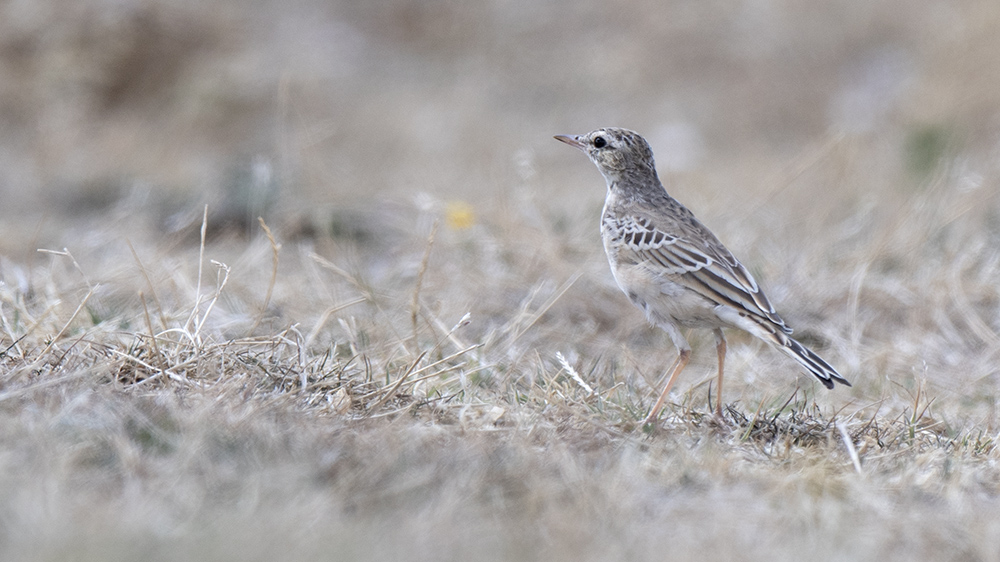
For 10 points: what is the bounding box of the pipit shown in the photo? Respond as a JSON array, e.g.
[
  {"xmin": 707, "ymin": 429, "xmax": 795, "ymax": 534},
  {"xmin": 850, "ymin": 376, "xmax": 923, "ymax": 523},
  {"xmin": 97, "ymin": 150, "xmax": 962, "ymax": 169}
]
[{"xmin": 555, "ymin": 127, "xmax": 850, "ymax": 425}]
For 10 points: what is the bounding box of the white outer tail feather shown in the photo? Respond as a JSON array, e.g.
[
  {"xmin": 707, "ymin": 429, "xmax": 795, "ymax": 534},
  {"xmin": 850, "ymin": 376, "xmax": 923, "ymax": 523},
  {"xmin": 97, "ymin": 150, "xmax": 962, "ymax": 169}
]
[{"xmin": 778, "ymin": 336, "xmax": 850, "ymax": 389}]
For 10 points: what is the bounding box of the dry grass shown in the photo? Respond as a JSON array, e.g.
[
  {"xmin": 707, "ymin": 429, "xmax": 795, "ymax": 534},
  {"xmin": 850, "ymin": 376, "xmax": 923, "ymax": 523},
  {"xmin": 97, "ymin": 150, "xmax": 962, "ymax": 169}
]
[
  {"xmin": 3, "ymin": 0, "xmax": 1000, "ymax": 560},
  {"xmin": 3, "ymin": 177, "xmax": 1000, "ymax": 561}
]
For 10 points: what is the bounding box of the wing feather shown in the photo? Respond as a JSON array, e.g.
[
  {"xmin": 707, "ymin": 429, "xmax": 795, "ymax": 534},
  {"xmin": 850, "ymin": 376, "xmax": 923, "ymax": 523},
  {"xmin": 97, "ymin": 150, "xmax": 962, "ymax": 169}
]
[{"xmin": 612, "ymin": 213, "xmax": 792, "ymax": 334}]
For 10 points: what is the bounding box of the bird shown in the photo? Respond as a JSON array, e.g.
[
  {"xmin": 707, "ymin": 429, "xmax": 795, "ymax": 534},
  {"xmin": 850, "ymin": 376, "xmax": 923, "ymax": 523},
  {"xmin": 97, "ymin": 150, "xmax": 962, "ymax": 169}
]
[{"xmin": 554, "ymin": 127, "xmax": 850, "ymax": 425}]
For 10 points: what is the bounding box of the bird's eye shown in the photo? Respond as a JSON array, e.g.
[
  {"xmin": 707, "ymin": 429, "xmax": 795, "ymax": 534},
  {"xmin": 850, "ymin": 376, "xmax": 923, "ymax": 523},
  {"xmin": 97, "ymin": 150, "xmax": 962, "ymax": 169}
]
[{"xmin": 592, "ymin": 136, "xmax": 607, "ymax": 148}]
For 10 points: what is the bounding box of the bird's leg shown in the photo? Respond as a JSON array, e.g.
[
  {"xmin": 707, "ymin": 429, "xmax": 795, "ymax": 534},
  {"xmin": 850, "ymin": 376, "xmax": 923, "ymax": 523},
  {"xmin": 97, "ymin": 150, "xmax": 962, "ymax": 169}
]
[
  {"xmin": 713, "ymin": 328, "xmax": 726, "ymax": 419},
  {"xmin": 642, "ymin": 348, "xmax": 691, "ymax": 426}
]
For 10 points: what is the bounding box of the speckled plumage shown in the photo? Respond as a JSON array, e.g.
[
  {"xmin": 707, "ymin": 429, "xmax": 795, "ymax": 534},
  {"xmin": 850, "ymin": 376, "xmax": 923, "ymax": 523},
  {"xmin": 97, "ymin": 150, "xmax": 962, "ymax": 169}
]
[{"xmin": 555, "ymin": 127, "xmax": 850, "ymax": 424}]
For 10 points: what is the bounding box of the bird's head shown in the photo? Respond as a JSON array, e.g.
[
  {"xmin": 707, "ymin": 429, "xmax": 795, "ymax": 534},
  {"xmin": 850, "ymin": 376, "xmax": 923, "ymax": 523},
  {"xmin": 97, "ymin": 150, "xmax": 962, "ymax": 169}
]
[{"xmin": 554, "ymin": 128, "xmax": 657, "ymax": 185}]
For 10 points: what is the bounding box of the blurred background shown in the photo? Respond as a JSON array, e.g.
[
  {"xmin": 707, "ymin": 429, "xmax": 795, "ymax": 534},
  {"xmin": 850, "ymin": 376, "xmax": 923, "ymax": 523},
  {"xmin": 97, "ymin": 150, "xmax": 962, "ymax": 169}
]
[{"xmin": 2, "ymin": 0, "xmax": 996, "ymax": 221}]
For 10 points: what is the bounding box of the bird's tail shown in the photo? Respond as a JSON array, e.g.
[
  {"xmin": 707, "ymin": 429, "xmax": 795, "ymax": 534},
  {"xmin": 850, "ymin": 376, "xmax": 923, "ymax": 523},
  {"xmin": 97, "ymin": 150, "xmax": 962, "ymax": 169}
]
[
  {"xmin": 722, "ymin": 309, "xmax": 851, "ymax": 389},
  {"xmin": 775, "ymin": 335, "xmax": 851, "ymax": 389}
]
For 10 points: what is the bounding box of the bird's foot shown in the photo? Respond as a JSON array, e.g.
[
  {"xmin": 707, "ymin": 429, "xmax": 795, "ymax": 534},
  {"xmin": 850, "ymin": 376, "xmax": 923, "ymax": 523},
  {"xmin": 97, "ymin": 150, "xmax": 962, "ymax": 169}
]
[{"xmin": 709, "ymin": 405, "xmax": 732, "ymax": 428}]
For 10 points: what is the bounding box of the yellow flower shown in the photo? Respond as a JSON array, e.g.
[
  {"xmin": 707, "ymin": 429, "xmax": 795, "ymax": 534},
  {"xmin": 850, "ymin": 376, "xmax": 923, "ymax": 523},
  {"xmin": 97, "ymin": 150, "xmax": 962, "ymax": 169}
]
[{"xmin": 445, "ymin": 201, "xmax": 475, "ymax": 230}]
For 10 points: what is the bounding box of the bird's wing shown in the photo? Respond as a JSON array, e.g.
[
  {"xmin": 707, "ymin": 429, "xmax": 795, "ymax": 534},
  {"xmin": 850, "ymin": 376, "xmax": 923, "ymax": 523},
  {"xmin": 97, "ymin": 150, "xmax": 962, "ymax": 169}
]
[{"xmin": 610, "ymin": 212, "xmax": 793, "ymax": 334}]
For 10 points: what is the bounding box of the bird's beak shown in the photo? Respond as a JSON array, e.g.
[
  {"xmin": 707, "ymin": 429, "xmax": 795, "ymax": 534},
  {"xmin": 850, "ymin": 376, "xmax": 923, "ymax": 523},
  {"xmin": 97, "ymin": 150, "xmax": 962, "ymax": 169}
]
[{"xmin": 554, "ymin": 134, "xmax": 587, "ymax": 151}]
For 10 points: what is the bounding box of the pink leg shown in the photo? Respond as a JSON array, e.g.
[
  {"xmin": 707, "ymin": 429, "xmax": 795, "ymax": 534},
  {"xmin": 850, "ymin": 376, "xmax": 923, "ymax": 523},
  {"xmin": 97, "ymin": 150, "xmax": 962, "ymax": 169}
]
[
  {"xmin": 642, "ymin": 348, "xmax": 691, "ymax": 426},
  {"xmin": 714, "ymin": 329, "xmax": 726, "ymax": 418}
]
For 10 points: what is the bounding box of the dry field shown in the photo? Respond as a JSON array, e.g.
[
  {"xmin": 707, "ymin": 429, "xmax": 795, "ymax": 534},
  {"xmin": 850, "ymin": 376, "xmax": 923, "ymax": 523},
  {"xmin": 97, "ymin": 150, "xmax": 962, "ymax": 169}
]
[{"xmin": 2, "ymin": 0, "xmax": 1000, "ymax": 560}]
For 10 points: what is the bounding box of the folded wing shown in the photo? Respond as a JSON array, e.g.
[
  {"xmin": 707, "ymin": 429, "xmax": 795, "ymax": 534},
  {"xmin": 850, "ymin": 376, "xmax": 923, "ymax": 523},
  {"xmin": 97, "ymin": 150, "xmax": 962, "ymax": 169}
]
[{"xmin": 611, "ymin": 213, "xmax": 793, "ymax": 335}]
